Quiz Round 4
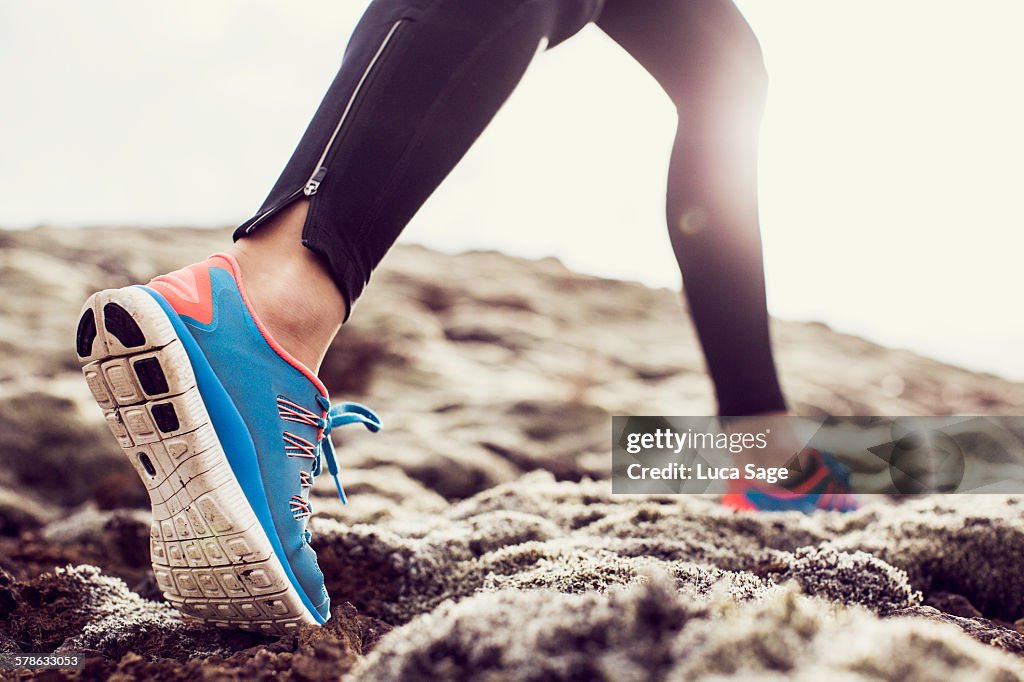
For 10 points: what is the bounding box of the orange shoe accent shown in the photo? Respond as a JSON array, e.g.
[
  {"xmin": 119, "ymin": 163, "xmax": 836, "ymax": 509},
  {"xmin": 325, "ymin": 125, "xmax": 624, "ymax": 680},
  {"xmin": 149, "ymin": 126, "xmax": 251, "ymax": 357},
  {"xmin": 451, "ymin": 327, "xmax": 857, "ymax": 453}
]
[
  {"xmin": 148, "ymin": 259, "xmax": 216, "ymax": 326},
  {"xmin": 720, "ymin": 492, "xmax": 759, "ymax": 511}
]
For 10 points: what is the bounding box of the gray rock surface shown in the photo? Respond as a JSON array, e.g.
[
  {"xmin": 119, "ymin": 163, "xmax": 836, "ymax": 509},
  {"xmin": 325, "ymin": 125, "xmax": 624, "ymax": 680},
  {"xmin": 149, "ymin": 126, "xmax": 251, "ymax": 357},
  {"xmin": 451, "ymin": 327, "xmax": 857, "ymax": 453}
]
[{"xmin": 356, "ymin": 576, "xmax": 1023, "ymax": 681}]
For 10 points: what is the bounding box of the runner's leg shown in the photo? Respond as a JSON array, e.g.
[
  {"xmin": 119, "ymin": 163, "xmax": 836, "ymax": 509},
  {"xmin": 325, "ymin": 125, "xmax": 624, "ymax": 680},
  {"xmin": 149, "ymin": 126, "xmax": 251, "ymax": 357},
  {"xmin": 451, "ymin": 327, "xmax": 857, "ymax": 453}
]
[
  {"xmin": 597, "ymin": 0, "xmax": 786, "ymax": 416},
  {"xmin": 232, "ymin": 0, "xmax": 604, "ymax": 369}
]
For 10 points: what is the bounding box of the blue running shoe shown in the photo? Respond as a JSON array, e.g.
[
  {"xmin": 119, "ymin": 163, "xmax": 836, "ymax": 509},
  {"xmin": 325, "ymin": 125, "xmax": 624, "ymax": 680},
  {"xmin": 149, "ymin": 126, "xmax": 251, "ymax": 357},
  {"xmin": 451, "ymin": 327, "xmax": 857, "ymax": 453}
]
[
  {"xmin": 75, "ymin": 253, "xmax": 380, "ymax": 634},
  {"xmin": 721, "ymin": 448, "xmax": 859, "ymax": 513}
]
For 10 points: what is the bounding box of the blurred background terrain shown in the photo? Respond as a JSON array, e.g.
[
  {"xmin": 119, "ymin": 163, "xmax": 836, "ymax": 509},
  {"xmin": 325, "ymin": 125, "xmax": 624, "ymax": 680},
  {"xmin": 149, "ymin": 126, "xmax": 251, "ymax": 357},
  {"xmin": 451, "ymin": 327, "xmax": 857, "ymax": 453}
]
[{"xmin": 4, "ymin": 1, "xmax": 1024, "ymax": 379}]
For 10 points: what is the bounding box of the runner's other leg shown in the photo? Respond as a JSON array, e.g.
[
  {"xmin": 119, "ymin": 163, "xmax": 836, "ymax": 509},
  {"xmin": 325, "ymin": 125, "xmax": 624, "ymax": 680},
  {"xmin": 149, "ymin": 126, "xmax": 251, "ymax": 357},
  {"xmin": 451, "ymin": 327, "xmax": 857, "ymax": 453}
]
[{"xmin": 597, "ymin": 0, "xmax": 785, "ymax": 417}]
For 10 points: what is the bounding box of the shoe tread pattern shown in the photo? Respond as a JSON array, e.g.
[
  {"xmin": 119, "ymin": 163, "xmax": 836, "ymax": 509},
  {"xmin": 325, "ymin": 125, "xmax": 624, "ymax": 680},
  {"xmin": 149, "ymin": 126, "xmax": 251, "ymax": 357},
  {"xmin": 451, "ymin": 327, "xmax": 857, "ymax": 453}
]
[{"xmin": 77, "ymin": 287, "xmax": 318, "ymax": 635}]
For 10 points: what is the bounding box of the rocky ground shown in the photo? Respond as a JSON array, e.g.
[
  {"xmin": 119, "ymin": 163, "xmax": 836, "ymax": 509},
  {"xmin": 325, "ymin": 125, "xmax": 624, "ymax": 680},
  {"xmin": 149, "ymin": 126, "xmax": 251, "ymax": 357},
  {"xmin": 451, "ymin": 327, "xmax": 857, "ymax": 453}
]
[{"xmin": 3, "ymin": 226, "xmax": 1024, "ymax": 680}]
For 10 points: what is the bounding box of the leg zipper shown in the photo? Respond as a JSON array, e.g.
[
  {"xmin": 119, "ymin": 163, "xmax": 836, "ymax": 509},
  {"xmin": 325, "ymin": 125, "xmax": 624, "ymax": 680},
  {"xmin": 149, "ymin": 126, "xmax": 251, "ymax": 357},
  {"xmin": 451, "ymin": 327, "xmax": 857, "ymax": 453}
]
[
  {"xmin": 241, "ymin": 186, "xmax": 306, "ymax": 235},
  {"xmin": 243, "ymin": 18, "xmax": 408, "ymax": 235}
]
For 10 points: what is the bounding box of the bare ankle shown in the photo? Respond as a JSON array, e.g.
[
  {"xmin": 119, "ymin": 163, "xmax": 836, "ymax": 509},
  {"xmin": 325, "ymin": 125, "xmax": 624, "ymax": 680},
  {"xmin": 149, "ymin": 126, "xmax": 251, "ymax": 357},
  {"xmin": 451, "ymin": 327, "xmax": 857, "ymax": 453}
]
[{"xmin": 227, "ymin": 201, "xmax": 347, "ymax": 371}]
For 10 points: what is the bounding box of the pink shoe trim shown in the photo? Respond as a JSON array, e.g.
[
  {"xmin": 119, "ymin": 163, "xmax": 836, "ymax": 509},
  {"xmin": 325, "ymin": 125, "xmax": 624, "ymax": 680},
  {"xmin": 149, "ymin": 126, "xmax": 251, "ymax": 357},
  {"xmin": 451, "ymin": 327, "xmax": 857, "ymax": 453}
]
[
  {"xmin": 207, "ymin": 253, "xmax": 330, "ymax": 399},
  {"xmin": 148, "ymin": 261, "xmax": 215, "ymax": 326},
  {"xmin": 720, "ymin": 492, "xmax": 758, "ymax": 511}
]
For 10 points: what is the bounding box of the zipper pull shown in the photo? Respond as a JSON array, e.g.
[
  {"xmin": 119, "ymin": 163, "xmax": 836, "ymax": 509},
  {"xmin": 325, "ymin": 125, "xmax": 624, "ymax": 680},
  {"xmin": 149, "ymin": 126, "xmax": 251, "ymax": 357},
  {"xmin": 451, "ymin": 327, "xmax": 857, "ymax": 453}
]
[{"xmin": 304, "ymin": 166, "xmax": 327, "ymax": 196}]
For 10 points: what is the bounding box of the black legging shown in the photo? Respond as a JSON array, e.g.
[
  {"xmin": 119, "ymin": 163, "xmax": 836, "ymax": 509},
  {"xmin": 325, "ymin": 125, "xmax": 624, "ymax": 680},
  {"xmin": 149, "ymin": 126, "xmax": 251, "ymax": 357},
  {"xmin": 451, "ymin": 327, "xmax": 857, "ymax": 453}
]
[{"xmin": 233, "ymin": 0, "xmax": 786, "ymax": 416}]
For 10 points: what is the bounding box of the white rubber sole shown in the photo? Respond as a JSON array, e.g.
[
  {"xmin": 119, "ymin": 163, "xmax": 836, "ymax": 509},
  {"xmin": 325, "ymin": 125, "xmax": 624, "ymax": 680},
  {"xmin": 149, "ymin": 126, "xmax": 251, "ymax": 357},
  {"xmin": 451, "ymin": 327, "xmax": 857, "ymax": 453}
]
[{"xmin": 76, "ymin": 286, "xmax": 321, "ymax": 635}]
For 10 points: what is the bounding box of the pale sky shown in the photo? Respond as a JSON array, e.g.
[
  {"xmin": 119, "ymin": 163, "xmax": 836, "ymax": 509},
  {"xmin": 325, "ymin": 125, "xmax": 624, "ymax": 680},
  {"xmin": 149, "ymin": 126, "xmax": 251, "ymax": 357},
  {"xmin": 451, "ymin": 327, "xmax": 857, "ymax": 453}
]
[{"xmin": 3, "ymin": 1, "xmax": 1024, "ymax": 380}]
